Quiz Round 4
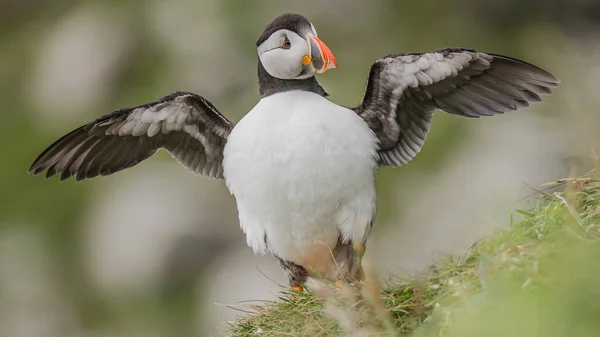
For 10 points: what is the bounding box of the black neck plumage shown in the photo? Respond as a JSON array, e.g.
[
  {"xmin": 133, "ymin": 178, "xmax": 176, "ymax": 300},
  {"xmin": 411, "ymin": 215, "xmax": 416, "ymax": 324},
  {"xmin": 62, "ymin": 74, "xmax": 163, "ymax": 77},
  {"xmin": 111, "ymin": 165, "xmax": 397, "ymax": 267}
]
[{"xmin": 257, "ymin": 61, "xmax": 328, "ymax": 98}]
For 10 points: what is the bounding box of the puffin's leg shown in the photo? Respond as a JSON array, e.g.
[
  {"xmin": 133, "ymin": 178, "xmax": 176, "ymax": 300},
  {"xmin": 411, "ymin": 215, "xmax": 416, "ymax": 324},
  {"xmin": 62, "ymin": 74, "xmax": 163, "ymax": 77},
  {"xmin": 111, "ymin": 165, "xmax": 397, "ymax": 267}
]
[
  {"xmin": 278, "ymin": 258, "xmax": 309, "ymax": 292},
  {"xmin": 332, "ymin": 239, "xmax": 365, "ymax": 285}
]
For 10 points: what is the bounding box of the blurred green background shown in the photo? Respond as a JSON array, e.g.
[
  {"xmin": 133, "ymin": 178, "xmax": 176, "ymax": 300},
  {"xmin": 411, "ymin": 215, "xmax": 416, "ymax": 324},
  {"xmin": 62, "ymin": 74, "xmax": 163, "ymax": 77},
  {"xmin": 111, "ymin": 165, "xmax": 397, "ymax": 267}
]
[{"xmin": 0, "ymin": 0, "xmax": 597, "ymax": 336}]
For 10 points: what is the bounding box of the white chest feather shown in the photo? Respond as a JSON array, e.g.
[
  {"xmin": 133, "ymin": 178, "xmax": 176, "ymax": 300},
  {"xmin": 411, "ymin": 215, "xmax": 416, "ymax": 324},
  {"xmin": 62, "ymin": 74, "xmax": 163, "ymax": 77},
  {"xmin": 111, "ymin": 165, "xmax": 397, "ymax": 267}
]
[{"xmin": 223, "ymin": 91, "xmax": 378, "ymax": 268}]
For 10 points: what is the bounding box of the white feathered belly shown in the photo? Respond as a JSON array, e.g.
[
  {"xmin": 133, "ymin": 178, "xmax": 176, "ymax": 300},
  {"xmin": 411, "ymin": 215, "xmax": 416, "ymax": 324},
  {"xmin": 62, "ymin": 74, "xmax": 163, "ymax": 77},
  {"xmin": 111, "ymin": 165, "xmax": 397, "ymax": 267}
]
[{"xmin": 223, "ymin": 91, "xmax": 378, "ymax": 273}]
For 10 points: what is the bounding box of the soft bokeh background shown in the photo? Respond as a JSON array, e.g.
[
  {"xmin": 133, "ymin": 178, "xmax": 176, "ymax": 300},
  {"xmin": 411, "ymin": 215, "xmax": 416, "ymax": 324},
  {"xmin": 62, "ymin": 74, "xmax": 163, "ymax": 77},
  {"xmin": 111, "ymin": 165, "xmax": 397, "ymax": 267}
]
[{"xmin": 1, "ymin": 0, "xmax": 598, "ymax": 335}]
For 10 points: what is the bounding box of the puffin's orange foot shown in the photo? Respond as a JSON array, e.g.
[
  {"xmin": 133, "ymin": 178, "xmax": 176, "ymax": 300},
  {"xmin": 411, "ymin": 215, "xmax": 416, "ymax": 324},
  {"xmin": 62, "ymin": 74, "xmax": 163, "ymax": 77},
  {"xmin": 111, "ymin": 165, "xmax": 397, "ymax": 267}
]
[
  {"xmin": 292, "ymin": 284, "xmax": 304, "ymax": 292},
  {"xmin": 335, "ymin": 279, "xmax": 344, "ymax": 287}
]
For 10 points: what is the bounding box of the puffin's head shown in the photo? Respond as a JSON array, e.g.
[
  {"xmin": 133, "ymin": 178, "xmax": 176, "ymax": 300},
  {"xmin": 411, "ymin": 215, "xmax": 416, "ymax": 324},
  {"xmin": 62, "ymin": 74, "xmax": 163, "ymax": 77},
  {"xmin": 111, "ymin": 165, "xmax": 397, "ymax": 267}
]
[{"xmin": 256, "ymin": 13, "xmax": 337, "ymax": 80}]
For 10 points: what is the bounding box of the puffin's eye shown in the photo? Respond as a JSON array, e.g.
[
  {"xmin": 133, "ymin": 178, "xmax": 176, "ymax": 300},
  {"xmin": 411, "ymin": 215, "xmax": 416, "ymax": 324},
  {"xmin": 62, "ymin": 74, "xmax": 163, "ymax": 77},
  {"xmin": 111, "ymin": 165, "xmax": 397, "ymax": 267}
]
[{"xmin": 281, "ymin": 36, "xmax": 292, "ymax": 49}]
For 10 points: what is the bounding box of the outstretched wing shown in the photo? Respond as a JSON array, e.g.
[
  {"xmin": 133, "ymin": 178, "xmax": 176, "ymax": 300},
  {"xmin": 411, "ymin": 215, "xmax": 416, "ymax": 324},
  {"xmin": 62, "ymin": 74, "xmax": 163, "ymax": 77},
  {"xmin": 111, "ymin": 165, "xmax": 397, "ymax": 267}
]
[
  {"xmin": 354, "ymin": 48, "xmax": 560, "ymax": 166},
  {"xmin": 29, "ymin": 91, "xmax": 234, "ymax": 181}
]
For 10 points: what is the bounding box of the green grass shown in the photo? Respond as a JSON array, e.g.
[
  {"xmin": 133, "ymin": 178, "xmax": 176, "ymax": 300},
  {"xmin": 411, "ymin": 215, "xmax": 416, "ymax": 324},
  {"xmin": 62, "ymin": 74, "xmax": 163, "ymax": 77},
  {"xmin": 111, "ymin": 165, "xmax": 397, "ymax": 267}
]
[{"xmin": 227, "ymin": 170, "xmax": 600, "ymax": 337}]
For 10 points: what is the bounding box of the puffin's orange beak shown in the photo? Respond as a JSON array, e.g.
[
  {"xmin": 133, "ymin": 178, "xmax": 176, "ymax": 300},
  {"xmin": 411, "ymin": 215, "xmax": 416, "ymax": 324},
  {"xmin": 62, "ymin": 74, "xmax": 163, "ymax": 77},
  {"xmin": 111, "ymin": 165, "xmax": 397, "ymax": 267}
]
[{"xmin": 307, "ymin": 34, "xmax": 337, "ymax": 73}]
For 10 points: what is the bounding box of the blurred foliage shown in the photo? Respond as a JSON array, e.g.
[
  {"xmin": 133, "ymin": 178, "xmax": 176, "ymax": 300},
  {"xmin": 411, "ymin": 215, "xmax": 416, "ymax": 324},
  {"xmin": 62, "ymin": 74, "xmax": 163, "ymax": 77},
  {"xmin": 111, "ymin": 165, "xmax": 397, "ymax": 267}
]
[{"xmin": 0, "ymin": 0, "xmax": 586, "ymax": 335}]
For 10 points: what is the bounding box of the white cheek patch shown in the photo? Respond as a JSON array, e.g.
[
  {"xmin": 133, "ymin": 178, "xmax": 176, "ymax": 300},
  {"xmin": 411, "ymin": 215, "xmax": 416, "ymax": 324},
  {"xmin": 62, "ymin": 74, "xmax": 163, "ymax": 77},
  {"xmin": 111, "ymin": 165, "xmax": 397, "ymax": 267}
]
[
  {"xmin": 259, "ymin": 49, "xmax": 304, "ymax": 79},
  {"xmin": 257, "ymin": 29, "xmax": 310, "ymax": 80}
]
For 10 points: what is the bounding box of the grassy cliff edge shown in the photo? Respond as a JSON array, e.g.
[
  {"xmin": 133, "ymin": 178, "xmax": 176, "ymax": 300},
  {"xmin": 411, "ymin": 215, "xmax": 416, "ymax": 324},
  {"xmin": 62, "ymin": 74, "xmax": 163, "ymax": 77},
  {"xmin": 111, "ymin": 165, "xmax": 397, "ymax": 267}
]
[{"xmin": 227, "ymin": 171, "xmax": 600, "ymax": 337}]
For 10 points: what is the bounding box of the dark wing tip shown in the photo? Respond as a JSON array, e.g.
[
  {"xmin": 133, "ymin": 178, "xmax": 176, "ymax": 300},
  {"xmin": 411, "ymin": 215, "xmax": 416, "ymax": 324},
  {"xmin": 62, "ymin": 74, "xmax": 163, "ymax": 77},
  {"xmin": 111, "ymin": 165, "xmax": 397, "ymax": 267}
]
[
  {"xmin": 28, "ymin": 155, "xmax": 58, "ymax": 177},
  {"xmin": 28, "ymin": 127, "xmax": 87, "ymax": 178},
  {"xmin": 29, "ymin": 151, "xmax": 48, "ymax": 175},
  {"xmin": 27, "ymin": 163, "xmax": 43, "ymax": 175},
  {"xmin": 489, "ymin": 53, "xmax": 560, "ymax": 87}
]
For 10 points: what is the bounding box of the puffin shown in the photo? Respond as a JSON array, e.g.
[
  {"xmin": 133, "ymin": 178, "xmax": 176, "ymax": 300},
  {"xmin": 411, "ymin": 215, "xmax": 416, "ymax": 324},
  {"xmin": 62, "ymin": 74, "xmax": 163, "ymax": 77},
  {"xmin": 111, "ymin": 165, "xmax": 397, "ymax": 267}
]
[{"xmin": 29, "ymin": 13, "xmax": 559, "ymax": 291}]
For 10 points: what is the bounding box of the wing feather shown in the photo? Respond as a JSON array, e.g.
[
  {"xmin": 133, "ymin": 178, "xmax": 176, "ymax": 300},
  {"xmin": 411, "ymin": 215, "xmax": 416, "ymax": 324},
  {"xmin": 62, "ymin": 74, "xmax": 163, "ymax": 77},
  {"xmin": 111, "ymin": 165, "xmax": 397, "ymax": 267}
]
[
  {"xmin": 354, "ymin": 48, "xmax": 559, "ymax": 166},
  {"xmin": 29, "ymin": 91, "xmax": 234, "ymax": 181}
]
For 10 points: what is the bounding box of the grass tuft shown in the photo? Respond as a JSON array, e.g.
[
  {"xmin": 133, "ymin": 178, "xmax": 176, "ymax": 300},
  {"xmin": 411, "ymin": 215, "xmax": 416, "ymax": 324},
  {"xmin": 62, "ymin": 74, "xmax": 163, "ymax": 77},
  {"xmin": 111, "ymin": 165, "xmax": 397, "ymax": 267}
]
[{"xmin": 227, "ymin": 170, "xmax": 600, "ymax": 337}]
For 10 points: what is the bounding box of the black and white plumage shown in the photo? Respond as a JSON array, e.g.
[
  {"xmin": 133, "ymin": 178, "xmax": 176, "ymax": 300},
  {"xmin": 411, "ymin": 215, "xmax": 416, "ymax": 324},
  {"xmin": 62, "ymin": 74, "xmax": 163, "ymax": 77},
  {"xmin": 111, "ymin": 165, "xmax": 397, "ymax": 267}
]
[
  {"xmin": 355, "ymin": 49, "xmax": 559, "ymax": 166},
  {"xmin": 29, "ymin": 13, "xmax": 559, "ymax": 290},
  {"xmin": 30, "ymin": 92, "xmax": 233, "ymax": 180}
]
